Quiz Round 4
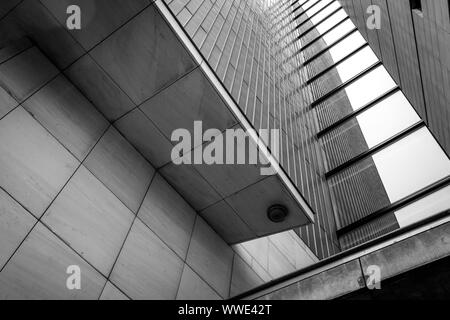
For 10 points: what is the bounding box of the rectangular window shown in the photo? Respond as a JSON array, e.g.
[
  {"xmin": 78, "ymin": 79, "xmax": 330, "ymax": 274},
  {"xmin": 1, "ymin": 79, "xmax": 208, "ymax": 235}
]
[
  {"xmin": 410, "ymin": 0, "xmax": 422, "ymax": 12},
  {"xmin": 321, "ymin": 91, "xmax": 421, "ymax": 170},
  {"xmin": 329, "ymin": 127, "xmax": 450, "ymax": 228}
]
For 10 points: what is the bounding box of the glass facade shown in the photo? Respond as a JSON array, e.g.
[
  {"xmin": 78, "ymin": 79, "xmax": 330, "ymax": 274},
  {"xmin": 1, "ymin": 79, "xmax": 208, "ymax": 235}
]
[{"xmin": 165, "ymin": 0, "xmax": 450, "ymax": 261}]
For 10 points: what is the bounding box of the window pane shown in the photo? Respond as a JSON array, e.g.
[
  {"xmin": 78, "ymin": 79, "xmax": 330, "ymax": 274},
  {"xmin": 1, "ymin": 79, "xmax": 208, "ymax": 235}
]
[
  {"xmin": 300, "ymin": 9, "xmax": 348, "ymax": 45},
  {"xmin": 321, "ymin": 92, "xmax": 421, "ymax": 169},
  {"xmin": 310, "ymin": 1, "xmax": 341, "ymax": 25},
  {"xmin": 301, "ymin": 0, "xmax": 322, "ymax": 12},
  {"xmin": 373, "ymin": 128, "xmax": 450, "ymax": 202},
  {"xmin": 340, "ymin": 183, "xmax": 450, "ymax": 249},
  {"xmin": 315, "ymin": 66, "xmax": 397, "ymax": 130},
  {"xmin": 310, "ymin": 47, "xmax": 379, "ymax": 99},
  {"xmin": 330, "ymin": 127, "xmax": 450, "ymax": 227},
  {"xmin": 300, "ymin": 0, "xmax": 334, "ymax": 22},
  {"xmin": 297, "ymin": 2, "xmax": 341, "ymax": 34},
  {"xmin": 306, "ymin": 32, "xmax": 366, "ymax": 79},
  {"xmin": 302, "ymin": 20, "xmax": 356, "ymax": 61},
  {"xmin": 395, "ymin": 185, "xmax": 450, "ymax": 228}
]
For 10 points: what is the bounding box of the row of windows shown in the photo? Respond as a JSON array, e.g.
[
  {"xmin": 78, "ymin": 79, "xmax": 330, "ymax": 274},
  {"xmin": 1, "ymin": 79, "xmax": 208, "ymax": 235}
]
[{"xmin": 295, "ymin": 0, "xmax": 450, "ymax": 248}]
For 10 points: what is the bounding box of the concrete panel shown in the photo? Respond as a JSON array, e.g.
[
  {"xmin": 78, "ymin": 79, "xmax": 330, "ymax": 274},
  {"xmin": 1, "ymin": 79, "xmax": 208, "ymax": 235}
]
[
  {"xmin": 0, "ymin": 86, "xmax": 17, "ymax": 119},
  {"xmin": 1, "ymin": 0, "xmax": 85, "ymax": 69},
  {"xmin": 43, "ymin": 166, "xmax": 135, "ymax": 276},
  {"xmin": 85, "ymin": 127, "xmax": 155, "ymax": 213},
  {"xmin": 90, "ymin": 5, "xmax": 197, "ymax": 105},
  {"xmin": 0, "ymin": 223, "xmax": 106, "ymax": 300},
  {"xmin": 186, "ymin": 217, "xmax": 234, "ymax": 298},
  {"xmin": 159, "ymin": 162, "xmax": 222, "ymax": 211},
  {"xmin": 100, "ymin": 282, "xmax": 129, "ymax": 300},
  {"xmin": 23, "ymin": 75, "xmax": 109, "ymax": 161},
  {"xmin": 0, "ymin": 47, "xmax": 58, "ymax": 102},
  {"xmin": 0, "ymin": 189, "xmax": 36, "ymax": 269},
  {"xmin": 176, "ymin": 264, "xmax": 221, "ymax": 300},
  {"xmin": 41, "ymin": 0, "xmax": 150, "ymax": 50},
  {"xmin": 0, "ymin": 107, "xmax": 79, "ymax": 217},
  {"xmin": 114, "ymin": 107, "xmax": 174, "ymax": 168},
  {"xmin": 200, "ymin": 200, "xmax": 256, "ymax": 244},
  {"xmin": 65, "ymin": 54, "xmax": 136, "ymax": 121},
  {"xmin": 138, "ymin": 173, "xmax": 196, "ymax": 259},
  {"xmin": 140, "ymin": 67, "xmax": 237, "ymax": 145},
  {"xmin": 230, "ymin": 254, "xmax": 264, "ymax": 297},
  {"xmin": 110, "ymin": 219, "xmax": 184, "ymax": 300}
]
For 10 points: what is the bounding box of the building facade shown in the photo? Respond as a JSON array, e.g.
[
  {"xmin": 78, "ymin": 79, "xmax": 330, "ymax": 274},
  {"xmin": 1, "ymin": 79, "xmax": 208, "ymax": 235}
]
[{"xmin": 0, "ymin": 0, "xmax": 449, "ymax": 300}]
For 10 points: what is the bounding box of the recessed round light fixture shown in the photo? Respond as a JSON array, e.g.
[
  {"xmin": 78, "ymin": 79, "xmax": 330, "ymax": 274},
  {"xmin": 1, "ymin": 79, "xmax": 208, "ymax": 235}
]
[{"xmin": 267, "ymin": 204, "xmax": 288, "ymax": 223}]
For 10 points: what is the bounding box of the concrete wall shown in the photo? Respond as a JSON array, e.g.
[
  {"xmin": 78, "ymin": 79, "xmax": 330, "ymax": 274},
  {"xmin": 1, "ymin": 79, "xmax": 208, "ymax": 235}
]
[{"xmin": 0, "ymin": 21, "xmax": 316, "ymax": 301}]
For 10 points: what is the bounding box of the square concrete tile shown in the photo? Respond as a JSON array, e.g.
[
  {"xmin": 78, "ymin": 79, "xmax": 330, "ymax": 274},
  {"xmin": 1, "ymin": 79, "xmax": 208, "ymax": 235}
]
[
  {"xmin": 138, "ymin": 174, "xmax": 196, "ymax": 259},
  {"xmin": 7, "ymin": 0, "xmax": 85, "ymax": 69},
  {"xmin": 0, "ymin": 38, "xmax": 32, "ymax": 64},
  {"xmin": 230, "ymin": 254, "xmax": 264, "ymax": 297},
  {"xmin": 85, "ymin": 127, "xmax": 155, "ymax": 213},
  {"xmin": 200, "ymin": 200, "xmax": 256, "ymax": 244},
  {"xmin": 0, "ymin": 223, "xmax": 106, "ymax": 300},
  {"xmin": 0, "ymin": 107, "xmax": 79, "ymax": 218},
  {"xmin": 0, "ymin": 0, "xmax": 21, "ymax": 19},
  {"xmin": 41, "ymin": 0, "xmax": 150, "ymax": 50},
  {"xmin": 159, "ymin": 162, "xmax": 222, "ymax": 211},
  {"xmin": 110, "ymin": 219, "xmax": 184, "ymax": 300},
  {"xmin": 140, "ymin": 68, "xmax": 237, "ymax": 143},
  {"xmin": 0, "ymin": 47, "xmax": 58, "ymax": 102},
  {"xmin": 23, "ymin": 75, "xmax": 109, "ymax": 161},
  {"xmin": 267, "ymin": 241, "xmax": 295, "ymax": 279},
  {"xmin": 43, "ymin": 166, "xmax": 135, "ymax": 276},
  {"xmin": 0, "ymin": 86, "xmax": 17, "ymax": 119},
  {"xmin": 0, "ymin": 188, "xmax": 36, "ymax": 270},
  {"xmin": 91, "ymin": 6, "xmax": 197, "ymax": 105},
  {"xmin": 176, "ymin": 264, "xmax": 221, "ymax": 300},
  {"xmin": 100, "ymin": 281, "xmax": 129, "ymax": 300},
  {"xmin": 114, "ymin": 107, "xmax": 174, "ymax": 168},
  {"xmin": 65, "ymin": 54, "xmax": 136, "ymax": 121},
  {"xmin": 186, "ymin": 217, "xmax": 234, "ymax": 298}
]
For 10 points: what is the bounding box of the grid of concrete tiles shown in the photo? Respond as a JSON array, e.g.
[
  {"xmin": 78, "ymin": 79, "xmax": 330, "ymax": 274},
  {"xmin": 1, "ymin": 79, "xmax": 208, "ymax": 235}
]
[{"xmin": 0, "ymin": 0, "xmax": 319, "ymax": 299}]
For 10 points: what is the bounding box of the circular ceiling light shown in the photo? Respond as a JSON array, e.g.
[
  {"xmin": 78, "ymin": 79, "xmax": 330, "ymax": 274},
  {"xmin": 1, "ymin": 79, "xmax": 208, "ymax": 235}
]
[{"xmin": 267, "ymin": 204, "xmax": 289, "ymax": 223}]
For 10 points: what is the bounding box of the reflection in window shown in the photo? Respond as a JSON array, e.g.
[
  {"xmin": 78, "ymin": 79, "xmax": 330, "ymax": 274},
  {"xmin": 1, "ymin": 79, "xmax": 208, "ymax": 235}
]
[
  {"xmin": 316, "ymin": 66, "xmax": 397, "ymax": 130},
  {"xmin": 310, "ymin": 46, "xmax": 379, "ymax": 98},
  {"xmin": 395, "ymin": 185, "xmax": 450, "ymax": 227},
  {"xmin": 302, "ymin": 20, "xmax": 356, "ymax": 61},
  {"xmin": 373, "ymin": 127, "xmax": 450, "ymax": 203},
  {"xmin": 308, "ymin": 1, "xmax": 341, "ymax": 26},
  {"xmin": 302, "ymin": 0, "xmax": 322, "ymax": 12},
  {"xmin": 306, "ymin": 32, "xmax": 366, "ymax": 79},
  {"xmin": 321, "ymin": 92, "xmax": 421, "ymax": 169},
  {"xmin": 341, "ymin": 183, "xmax": 450, "ymax": 250},
  {"xmin": 321, "ymin": 19, "xmax": 355, "ymax": 45},
  {"xmin": 330, "ymin": 127, "xmax": 450, "ymax": 227},
  {"xmin": 300, "ymin": 9, "xmax": 348, "ymax": 45},
  {"xmin": 339, "ymin": 213, "xmax": 399, "ymax": 250},
  {"xmin": 300, "ymin": 0, "xmax": 334, "ymax": 21}
]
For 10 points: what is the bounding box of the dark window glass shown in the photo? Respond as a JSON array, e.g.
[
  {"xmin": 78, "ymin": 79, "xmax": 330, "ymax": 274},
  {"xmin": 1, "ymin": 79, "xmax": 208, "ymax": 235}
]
[{"xmin": 410, "ymin": 0, "xmax": 422, "ymax": 11}]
